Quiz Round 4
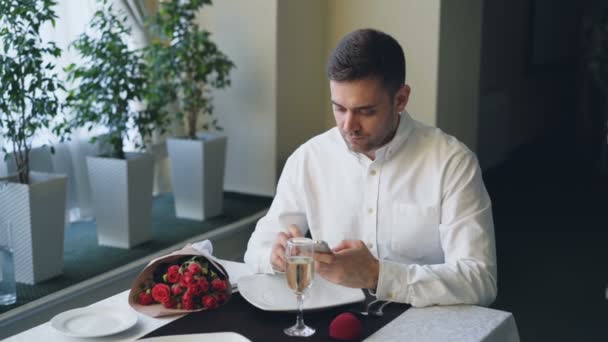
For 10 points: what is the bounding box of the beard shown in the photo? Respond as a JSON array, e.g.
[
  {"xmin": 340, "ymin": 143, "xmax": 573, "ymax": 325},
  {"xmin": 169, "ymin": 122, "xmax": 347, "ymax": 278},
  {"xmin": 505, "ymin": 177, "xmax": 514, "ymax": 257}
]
[
  {"xmin": 340, "ymin": 113, "xmax": 400, "ymax": 155},
  {"xmin": 340, "ymin": 131, "xmax": 375, "ymax": 153}
]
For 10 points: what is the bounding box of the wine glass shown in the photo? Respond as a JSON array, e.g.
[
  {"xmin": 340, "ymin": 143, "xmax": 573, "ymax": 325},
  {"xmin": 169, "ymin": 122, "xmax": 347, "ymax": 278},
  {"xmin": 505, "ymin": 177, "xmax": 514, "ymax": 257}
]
[{"xmin": 284, "ymin": 237, "xmax": 316, "ymax": 337}]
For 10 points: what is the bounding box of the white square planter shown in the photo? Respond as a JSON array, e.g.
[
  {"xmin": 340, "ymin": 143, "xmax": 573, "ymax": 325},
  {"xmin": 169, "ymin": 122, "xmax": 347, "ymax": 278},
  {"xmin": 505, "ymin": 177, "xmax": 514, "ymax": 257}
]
[
  {"xmin": 167, "ymin": 133, "xmax": 227, "ymax": 220},
  {"xmin": 5, "ymin": 146, "xmax": 72, "ymax": 227},
  {"xmin": 0, "ymin": 172, "xmax": 67, "ymax": 284},
  {"xmin": 87, "ymin": 153, "xmax": 154, "ymax": 248}
]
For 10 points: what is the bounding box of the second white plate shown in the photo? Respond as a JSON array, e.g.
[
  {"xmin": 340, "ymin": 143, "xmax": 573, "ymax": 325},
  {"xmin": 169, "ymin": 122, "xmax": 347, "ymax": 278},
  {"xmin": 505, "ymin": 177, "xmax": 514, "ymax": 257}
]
[
  {"xmin": 140, "ymin": 332, "xmax": 251, "ymax": 342},
  {"xmin": 50, "ymin": 306, "xmax": 138, "ymax": 338},
  {"xmin": 238, "ymin": 273, "xmax": 365, "ymax": 312}
]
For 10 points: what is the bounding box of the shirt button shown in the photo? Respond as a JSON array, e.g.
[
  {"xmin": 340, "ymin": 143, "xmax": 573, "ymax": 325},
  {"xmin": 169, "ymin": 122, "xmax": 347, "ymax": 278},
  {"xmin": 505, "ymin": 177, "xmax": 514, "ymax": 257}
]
[
  {"xmin": 370, "ymin": 170, "xmax": 377, "ymax": 176},
  {"xmin": 368, "ymin": 208, "xmax": 374, "ymax": 214},
  {"xmin": 367, "ymin": 242, "xmax": 374, "ymax": 249}
]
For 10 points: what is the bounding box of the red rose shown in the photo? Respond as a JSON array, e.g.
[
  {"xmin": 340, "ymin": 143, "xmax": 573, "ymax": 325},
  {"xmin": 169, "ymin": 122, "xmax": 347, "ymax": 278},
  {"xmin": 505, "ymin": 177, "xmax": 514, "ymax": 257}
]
[
  {"xmin": 188, "ymin": 282, "xmax": 202, "ymax": 295},
  {"xmin": 215, "ymin": 292, "xmax": 227, "ymax": 304},
  {"xmin": 187, "ymin": 262, "xmax": 201, "ymax": 275},
  {"xmin": 171, "ymin": 284, "xmax": 183, "ymax": 296},
  {"xmin": 137, "ymin": 291, "xmax": 154, "ymax": 305},
  {"xmin": 179, "ymin": 276, "xmax": 188, "ymax": 288},
  {"xmin": 182, "ymin": 289, "xmax": 194, "ymax": 302},
  {"xmin": 182, "ymin": 295, "xmax": 195, "ymax": 310},
  {"xmin": 152, "ymin": 283, "xmax": 172, "ymax": 303},
  {"xmin": 182, "ymin": 297, "xmax": 195, "ymax": 310},
  {"xmin": 211, "ymin": 278, "xmax": 227, "ymax": 292},
  {"xmin": 201, "ymin": 295, "xmax": 218, "ymax": 309},
  {"xmin": 180, "ymin": 271, "xmax": 196, "ymax": 288},
  {"xmin": 198, "ymin": 278, "xmax": 210, "ymax": 292},
  {"xmin": 162, "ymin": 299, "xmax": 177, "ymax": 309},
  {"xmin": 166, "ymin": 265, "xmax": 181, "ymax": 283}
]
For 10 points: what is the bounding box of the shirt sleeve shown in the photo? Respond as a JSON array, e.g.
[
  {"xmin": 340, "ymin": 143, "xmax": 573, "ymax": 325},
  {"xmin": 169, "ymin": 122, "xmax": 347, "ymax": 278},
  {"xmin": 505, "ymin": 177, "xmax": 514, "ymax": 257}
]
[
  {"xmin": 243, "ymin": 151, "xmax": 309, "ymax": 274},
  {"xmin": 375, "ymin": 151, "xmax": 497, "ymax": 307}
]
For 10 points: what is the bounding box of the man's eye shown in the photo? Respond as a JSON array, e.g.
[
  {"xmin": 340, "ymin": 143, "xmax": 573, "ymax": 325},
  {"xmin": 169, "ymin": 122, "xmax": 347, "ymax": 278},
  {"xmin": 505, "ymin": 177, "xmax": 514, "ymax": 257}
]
[{"xmin": 334, "ymin": 107, "xmax": 346, "ymax": 113}]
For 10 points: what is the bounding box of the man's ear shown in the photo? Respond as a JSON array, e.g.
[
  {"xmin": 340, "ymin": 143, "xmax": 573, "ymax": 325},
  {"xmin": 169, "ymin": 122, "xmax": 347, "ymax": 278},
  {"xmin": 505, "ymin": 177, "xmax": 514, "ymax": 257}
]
[{"xmin": 395, "ymin": 84, "xmax": 411, "ymax": 112}]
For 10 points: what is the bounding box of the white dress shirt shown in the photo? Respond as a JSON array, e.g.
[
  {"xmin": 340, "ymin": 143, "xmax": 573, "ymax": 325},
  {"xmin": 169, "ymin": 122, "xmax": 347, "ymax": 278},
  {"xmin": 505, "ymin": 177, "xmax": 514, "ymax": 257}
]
[{"xmin": 244, "ymin": 112, "xmax": 497, "ymax": 307}]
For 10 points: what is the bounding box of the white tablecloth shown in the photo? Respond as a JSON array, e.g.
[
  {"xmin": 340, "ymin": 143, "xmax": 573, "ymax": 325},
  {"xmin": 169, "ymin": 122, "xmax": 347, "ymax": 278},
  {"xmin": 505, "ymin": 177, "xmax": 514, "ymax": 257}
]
[{"xmin": 5, "ymin": 260, "xmax": 519, "ymax": 342}]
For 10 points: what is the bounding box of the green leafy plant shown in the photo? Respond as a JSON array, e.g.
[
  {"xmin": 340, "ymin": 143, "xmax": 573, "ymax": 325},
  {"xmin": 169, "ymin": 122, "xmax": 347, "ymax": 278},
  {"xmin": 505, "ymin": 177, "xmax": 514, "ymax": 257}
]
[
  {"xmin": 147, "ymin": 0, "xmax": 234, "ymax": 139},
  {"xmin": 62, "ymin": 0, "xmax": 169, "ymax": 159},
  {"xmin": 0, "ymin": 0, "xmax": 64, "ymax": 184}
]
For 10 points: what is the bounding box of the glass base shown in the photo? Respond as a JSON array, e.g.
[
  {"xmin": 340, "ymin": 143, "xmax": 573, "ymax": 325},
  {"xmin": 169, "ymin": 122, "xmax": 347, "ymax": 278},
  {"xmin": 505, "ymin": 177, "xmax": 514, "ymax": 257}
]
[
  {"xmin": 284, "ymin": 323, "xmax": 316, "ymax": 337},
  {"xmin": 0, "ymin": 293, "xmax": 16, "ymax": 306}
]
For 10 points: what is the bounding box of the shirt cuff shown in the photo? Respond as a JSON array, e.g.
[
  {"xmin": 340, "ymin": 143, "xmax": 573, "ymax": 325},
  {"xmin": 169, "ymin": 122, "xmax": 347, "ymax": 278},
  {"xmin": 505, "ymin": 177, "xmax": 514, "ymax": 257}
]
[{"xmin": 375, "ymin": 259, "xmax": 411, "ymax": 303}]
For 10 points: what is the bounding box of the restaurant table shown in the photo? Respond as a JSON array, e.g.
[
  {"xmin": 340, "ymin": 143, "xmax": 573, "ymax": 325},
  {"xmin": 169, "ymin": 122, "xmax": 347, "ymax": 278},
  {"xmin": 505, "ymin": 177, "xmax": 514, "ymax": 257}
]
[{"xmin": 5, "ymin": 260, "xmax": 520, "ymax": 342}]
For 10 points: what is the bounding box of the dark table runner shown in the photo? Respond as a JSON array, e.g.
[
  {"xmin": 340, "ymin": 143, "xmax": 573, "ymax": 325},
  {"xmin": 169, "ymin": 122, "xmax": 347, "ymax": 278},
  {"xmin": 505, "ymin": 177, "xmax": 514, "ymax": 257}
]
[{"xmin": 141, "ymin": 292, "xmax": 410, "ymax": 341}]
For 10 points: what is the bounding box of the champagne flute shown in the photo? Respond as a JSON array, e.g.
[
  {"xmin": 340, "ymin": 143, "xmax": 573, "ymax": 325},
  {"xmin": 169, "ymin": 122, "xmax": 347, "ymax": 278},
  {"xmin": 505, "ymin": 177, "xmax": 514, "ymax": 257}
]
[{"xmin": 284, "ymin": 237, "xmax": 316, "ymax": 337}]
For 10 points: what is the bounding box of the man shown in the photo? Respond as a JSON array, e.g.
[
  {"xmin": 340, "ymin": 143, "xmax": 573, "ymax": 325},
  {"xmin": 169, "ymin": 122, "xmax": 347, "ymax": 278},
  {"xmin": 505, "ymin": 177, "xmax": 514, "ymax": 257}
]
[{"xmin": 244, "ymin": 28, "xmax": 497, "ymax": 307}]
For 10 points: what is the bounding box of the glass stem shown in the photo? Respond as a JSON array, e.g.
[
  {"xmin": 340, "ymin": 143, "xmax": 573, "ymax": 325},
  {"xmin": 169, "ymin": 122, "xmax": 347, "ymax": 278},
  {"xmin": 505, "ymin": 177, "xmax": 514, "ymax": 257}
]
[{"xmin": 296, "ymin": 293, "xmax": 305, "ymax": 329}]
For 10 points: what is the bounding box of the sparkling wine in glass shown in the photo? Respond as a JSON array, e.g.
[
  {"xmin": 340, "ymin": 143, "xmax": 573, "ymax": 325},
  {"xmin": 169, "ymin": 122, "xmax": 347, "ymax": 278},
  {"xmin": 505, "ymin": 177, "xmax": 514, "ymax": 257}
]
[{"xmin": 283, "ymin": 237, "xmax": 315, "ymax": 337}]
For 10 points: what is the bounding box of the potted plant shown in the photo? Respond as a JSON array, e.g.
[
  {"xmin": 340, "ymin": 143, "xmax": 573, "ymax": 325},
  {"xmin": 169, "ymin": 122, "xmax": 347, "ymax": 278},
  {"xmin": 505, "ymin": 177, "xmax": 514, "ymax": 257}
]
[
  {"xmin": 147, "ymin": 0, "xmax": 234, "ymax": 220},
  {"xmin": 62, "ymin": 0, "xmax": 169, "ymax": 248},
  {"xmin": 0, "ymin": 0, "xmax": 67, "ymax": 284}
]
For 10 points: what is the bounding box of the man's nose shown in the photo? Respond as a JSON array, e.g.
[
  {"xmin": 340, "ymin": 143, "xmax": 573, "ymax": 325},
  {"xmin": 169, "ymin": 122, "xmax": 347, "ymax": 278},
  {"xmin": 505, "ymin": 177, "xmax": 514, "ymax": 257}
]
[{"xmin": 343, "ymin": 112, "xmax": 359, "ymax": 133}]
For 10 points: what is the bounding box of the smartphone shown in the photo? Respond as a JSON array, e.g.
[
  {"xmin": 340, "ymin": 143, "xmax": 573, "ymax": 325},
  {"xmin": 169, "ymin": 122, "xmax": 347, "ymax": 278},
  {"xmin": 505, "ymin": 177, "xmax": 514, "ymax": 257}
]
[{"xmin": 313, "ymin": 240, "xmax": 333, "ymax": 254}]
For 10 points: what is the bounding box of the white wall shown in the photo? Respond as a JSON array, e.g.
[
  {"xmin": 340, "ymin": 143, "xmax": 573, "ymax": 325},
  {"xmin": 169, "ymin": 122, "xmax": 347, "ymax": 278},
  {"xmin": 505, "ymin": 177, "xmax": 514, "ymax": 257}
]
[
  {"xmin": 196, "ymin": 0, "xmax": 278, "ymax": 196},
  {"xmin": 276, "ymin": 0, "xmax": 328, "ymax": 176},
  {"xmin": 325, "ymin": 0, "xmax": 442, "ymax": 128}
]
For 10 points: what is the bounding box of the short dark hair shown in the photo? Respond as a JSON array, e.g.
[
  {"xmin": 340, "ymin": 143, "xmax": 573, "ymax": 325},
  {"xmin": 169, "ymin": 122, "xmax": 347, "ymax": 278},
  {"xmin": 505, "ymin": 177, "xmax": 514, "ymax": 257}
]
[{"xmin": 327, "ymin": 28, "xmax": 405, "ymax": 96}]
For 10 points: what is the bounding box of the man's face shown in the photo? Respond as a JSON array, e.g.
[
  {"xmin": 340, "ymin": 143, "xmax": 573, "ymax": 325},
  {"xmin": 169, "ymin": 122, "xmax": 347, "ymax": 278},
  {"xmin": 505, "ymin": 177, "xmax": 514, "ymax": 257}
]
[{"xmin": 330, "ymin": 78, "xmax": 410, "ymax": 157}]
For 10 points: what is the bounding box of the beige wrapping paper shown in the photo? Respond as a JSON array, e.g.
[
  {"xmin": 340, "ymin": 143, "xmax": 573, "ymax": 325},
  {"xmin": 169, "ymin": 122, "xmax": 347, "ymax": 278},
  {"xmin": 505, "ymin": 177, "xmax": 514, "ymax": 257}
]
[{"xmin": 128, "ymin": 244, "xmax": 231, "ymax": 317}]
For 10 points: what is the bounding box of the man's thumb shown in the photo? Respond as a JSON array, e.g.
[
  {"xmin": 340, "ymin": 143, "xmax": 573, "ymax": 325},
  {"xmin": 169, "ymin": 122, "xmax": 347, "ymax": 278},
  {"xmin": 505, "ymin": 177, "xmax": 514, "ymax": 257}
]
[{"xmin": 288, "ymin": 224, "xmax": 303, "ymax": 237}]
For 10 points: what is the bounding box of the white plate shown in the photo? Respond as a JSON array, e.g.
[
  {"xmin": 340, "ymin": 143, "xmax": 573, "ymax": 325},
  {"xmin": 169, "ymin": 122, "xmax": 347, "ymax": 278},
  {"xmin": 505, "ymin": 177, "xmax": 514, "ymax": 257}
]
[
  {"xmin": 50, "ymin": 306, "xmax": 138, "ymax": 338},
  {"xmin": 140, "ymin": 332, "xmax": 251, "ymax": 342},
  {"xmin": 238, "ymin": 273, "xmax": 365, "ymax": 311}
]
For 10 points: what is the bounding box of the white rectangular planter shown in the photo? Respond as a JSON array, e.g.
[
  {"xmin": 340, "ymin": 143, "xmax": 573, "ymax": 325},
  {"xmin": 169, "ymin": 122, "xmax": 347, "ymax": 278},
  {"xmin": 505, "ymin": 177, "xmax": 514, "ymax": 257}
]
[
  {"xmin": 87, "ymin": 153, "xmax": 154, "ymax": 248},
  {"xmin": 0, "ymin": 172, "xmax": 67, "ymax": 284},
  {"xmin": 167, "ymin": 133, "xmax": 227, "ymax": 220},
  {"xmin": 5, "ymin": 146, "xmax": 72, "ymax": 227}
]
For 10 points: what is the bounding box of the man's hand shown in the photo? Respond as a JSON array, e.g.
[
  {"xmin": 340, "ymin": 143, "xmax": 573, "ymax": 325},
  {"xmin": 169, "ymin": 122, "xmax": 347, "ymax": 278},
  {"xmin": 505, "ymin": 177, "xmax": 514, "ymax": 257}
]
[
  {"xmin": 314, "ymin": 240, "xmax": 379, "ymax": 289},
  {"xmin": 270, "ymin": 224, "xmax": 303, "ymax": 272}
]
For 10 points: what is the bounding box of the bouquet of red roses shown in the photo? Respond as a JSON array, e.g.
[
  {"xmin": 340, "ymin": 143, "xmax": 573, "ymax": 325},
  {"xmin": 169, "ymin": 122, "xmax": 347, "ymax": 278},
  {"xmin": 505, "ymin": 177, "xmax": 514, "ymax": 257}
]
[{"xmin": 129, "ymin": 243, "xmax": 231, "ymax": 317}]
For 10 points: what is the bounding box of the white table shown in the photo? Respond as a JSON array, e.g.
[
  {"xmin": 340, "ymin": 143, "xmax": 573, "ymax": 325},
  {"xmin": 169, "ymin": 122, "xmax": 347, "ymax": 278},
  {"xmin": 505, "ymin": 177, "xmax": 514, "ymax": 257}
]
[{"xmin": 5, "ymin": 260, "xmax": 520, "ymax": 342}]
